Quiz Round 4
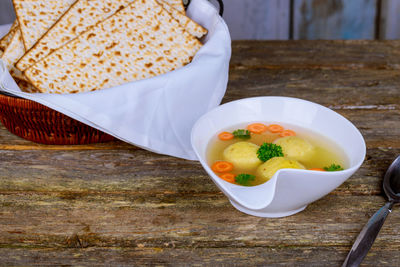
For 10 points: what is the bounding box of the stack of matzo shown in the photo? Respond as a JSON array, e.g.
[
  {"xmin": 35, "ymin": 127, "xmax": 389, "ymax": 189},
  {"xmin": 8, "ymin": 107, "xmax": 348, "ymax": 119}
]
[
  {"xmin": 0, "ymin": 0, "xmax": 207, "ymax": 94},
  {"xmin": 1, "ymin": 0, "xmax": 77, "ymax": 90}
]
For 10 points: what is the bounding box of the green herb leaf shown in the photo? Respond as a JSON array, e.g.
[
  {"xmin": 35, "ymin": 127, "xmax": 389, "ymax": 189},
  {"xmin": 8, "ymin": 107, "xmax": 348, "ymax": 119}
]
[
  {"xmin": 257, "ymin": 143, "xmax": 284, "ymax": 162},
  {"xmin": 232, "ymin": 129, "xmax": 251, "ymax": 139},
  {"xmin": 235, "ymin": 174, "xmax": 256, "ymax": 186},
  {"xmin": 324, "ymin": 164, "xmax": 344, "ymax": 171}
]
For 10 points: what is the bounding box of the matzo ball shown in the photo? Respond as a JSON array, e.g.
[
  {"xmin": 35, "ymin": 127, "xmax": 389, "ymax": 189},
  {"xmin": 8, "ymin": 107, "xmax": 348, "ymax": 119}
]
[
  {"xmin": 223, "ymin": 141, "xmax": 262, "ymax": 171},
  {"xmin": 274, "ymin": 136, "xmax": 315, "ymax": 162},
  {"xmin": 256, "ymin": 157, "xmax": 305, "ymax": 182}
]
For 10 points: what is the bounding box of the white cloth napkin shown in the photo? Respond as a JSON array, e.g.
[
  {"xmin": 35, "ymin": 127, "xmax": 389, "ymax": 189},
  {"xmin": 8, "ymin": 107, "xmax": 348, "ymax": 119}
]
[
  {"xmin": 0, "ymin": 0, "xmax": 231, "ymax": 160},
  {"xmin": 0, "ymin": 24, "xmax": 12, "ymax": 35}
]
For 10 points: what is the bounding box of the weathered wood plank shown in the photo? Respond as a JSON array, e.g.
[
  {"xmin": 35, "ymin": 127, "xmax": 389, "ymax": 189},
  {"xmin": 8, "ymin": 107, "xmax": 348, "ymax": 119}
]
[
  {"xmin": 226, "ymin": 68, "xmax": 400, "ymax": 107},
  {"xmin": 0, "ymin": 147, "xmax": 398, "ymax": 197},
  {"xmin": 1, "ymin": 192, "xmax": 400, "ymax": 256},
  {"xmin": 0, "ymin": 246, "xmax": 399, "ymax": 266},
  {"xmin": 293, "ymin": 0, "xmax": 377, "ymax": 40},
  {"xmin": 231, "ymin": 40, "xmax": 400, "ymax": 70},
  {"xmin": 379, "ymin": 0, "xmax": 400, "ymax": 40},
  {"xmin": 0, "ymin": 247, "xmax": 400, "ymax": 267},
  {"xmin": 0, "ymin": 191, "xmax": 399, "ymax": 246},
  {"xmin": 223, "ymin": 0, "xmax": 290, "ymax": 40}
]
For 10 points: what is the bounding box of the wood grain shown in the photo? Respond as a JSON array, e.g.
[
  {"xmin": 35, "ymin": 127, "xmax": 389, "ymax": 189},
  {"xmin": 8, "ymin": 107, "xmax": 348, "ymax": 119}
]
[
  {"xmin": 1, "ymin": 246, "xmax": 400, "ymax": 266},
  {"xmin": 231, "ymin": 40, "xmax": 400, "ymax": 70},
  {"xmin": 1, "ymin": 40, "xmax": 400, "ymax": 265}
]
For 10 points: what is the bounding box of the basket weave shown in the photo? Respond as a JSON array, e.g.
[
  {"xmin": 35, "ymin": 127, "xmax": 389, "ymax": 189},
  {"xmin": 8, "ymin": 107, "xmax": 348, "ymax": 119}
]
[{"xmin": 0, "ymin": 93, "xmax": 115, "ymax": 145}]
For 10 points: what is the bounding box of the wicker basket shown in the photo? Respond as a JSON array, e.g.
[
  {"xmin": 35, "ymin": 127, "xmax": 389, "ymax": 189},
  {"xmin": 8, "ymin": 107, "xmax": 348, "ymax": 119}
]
[{"xmin": 0, "ymin": 92, "xmax": 115, "ymax": 145}]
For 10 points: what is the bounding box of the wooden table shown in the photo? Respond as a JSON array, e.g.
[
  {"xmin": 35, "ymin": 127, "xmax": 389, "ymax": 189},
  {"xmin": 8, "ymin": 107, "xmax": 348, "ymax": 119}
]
[{"xmin": 0, "ymin": 41, "xmax": 399, "ymax": 266}]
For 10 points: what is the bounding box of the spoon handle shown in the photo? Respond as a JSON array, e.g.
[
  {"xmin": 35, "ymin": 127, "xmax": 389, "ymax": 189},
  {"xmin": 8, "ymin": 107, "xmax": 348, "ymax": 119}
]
[{"xmin": 342, "ymin": 201, "xmax": 393, "ymax": 267}]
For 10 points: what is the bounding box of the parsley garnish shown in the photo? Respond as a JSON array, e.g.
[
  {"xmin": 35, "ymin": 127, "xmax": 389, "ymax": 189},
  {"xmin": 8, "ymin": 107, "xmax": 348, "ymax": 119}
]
[
  {"xmin": 257, "ymin": 143, "xmax": 284, "ymax": 162},
  {"xmin": 235, "ymin": 174, "xmax": 256, "ymax": 186},
  {"xmin": 324, "ymin": 164, "xmax": 344, "ymax": 171},
  {"xmin": 232, "ymin": 129, "xmax": 251, "ymax": 139}
]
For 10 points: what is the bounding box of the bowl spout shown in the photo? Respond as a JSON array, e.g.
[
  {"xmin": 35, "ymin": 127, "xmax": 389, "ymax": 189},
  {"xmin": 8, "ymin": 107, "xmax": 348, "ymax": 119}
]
[{"xmin": 222, "ymin": 175, "xmax": 278, "ymax": 210}]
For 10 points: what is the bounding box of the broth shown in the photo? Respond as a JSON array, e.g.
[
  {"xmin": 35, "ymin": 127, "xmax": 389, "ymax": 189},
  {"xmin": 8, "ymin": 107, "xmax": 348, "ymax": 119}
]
[{"xmin": 207, "ymin": 122, "xmax": 348, "ymax": 186}]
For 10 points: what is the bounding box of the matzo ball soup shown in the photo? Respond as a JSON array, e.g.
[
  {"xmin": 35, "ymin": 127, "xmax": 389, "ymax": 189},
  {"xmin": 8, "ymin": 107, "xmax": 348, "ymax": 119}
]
[{"xmin": 207, "ymin": 122, "xmax": 347, "ymax": 186}]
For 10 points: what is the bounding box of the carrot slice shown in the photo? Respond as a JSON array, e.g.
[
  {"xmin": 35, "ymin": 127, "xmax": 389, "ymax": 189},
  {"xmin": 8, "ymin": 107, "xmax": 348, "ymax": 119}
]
[
  {"xmin": 218, "ymin": 131, "xmax": 234, "ymax": 141},
  {"xmin": 279, "ymin": 129, "xmax": 296, "ymax": 137},
  {"xmin": 211, "ymin": 161, "xmax": 234, "ymax": 173},
  {"xmin": 218, "ymin": 173, "xmax": 236, "ymax": 183},
  {"xmin": 309, "ymin": 168, "xmax": 326, "ymax": 171},
  {"xmin": 247, "ymin": 123, "xmax": 268, "ymax": 134},
  {"xmin": 268, "ymin": 124, "xmax": 284, "ymax": 133}
]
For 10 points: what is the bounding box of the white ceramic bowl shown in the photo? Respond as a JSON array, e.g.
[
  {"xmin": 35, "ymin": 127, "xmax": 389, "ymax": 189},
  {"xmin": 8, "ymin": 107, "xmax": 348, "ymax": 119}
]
[{"xmin": 191, "ymin": 96, "xmax": 366, "ymax": 218}]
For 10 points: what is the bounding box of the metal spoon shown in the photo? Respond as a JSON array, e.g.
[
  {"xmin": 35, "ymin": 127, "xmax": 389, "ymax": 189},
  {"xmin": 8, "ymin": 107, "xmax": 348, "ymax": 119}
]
[{"xmin": 342, "ymin": 155, "xmax": 400, "ymax": 267}]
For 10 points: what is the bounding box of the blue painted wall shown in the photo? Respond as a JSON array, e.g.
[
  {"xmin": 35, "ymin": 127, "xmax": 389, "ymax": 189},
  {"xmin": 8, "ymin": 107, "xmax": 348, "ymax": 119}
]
[{"xmin": 294, "ymin": 0, "xmax": 377, "ymax": 40}]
